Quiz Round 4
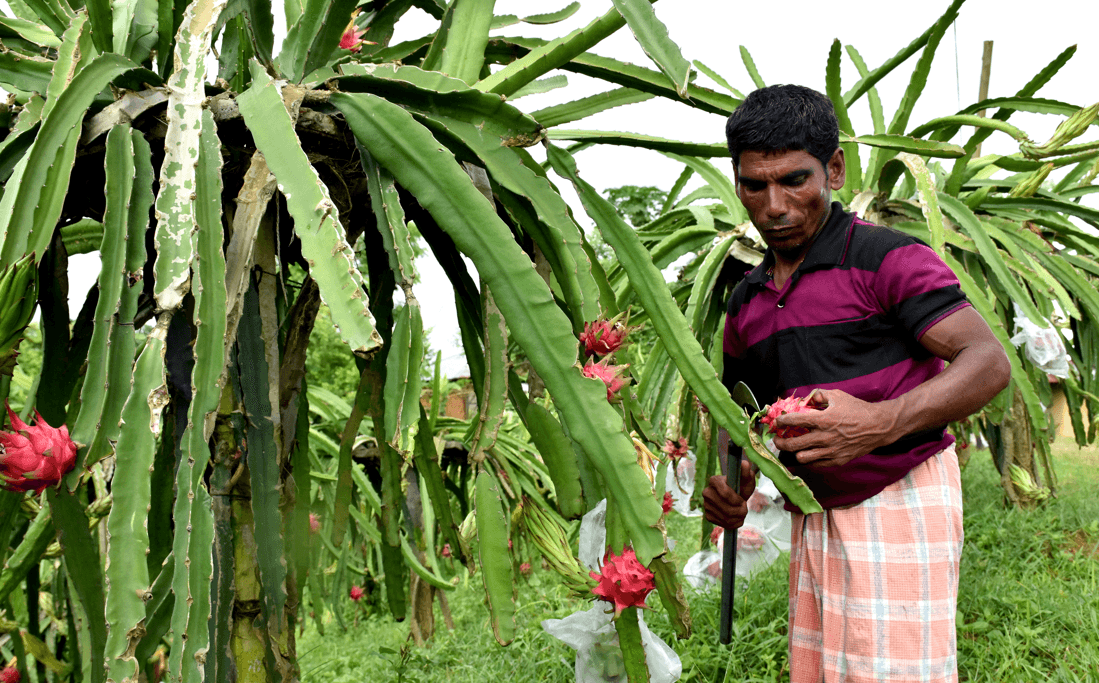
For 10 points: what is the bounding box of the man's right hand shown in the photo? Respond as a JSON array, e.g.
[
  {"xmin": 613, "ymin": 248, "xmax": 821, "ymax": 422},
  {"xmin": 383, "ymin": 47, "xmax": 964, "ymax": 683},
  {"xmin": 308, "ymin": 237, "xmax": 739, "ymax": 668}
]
[{"xmin": 702, "ymin": 459, "xmax": 756, "ymax": 530}]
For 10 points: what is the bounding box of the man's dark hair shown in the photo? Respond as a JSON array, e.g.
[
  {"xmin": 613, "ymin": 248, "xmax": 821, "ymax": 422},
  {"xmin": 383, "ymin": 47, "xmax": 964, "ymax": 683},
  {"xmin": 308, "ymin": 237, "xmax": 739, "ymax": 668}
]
[{"xmin": 725, "ymin": 85, "xmax": 839, "ymax": 171}]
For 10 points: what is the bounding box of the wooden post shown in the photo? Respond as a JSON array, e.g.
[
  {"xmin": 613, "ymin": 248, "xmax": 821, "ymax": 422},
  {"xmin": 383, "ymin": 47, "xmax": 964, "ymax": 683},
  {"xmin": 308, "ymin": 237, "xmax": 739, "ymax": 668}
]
[{"xmin": 974, "ymin": 41, "xmax": 994, "ymax": 157}]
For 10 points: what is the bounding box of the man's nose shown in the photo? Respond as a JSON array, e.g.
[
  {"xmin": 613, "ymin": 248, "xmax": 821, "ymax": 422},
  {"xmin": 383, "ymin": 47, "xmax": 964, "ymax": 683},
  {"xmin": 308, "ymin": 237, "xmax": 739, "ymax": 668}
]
[{"xmin": 765, "ymin": 184, "xmax": 787, "ymax": 218}]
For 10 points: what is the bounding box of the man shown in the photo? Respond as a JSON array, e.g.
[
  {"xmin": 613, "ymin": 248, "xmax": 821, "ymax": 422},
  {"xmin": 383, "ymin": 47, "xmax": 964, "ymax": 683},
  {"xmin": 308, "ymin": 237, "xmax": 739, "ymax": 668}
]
[{"xmin": 702, "ymin": 85, "xmax": 1010, "ymax": 682}]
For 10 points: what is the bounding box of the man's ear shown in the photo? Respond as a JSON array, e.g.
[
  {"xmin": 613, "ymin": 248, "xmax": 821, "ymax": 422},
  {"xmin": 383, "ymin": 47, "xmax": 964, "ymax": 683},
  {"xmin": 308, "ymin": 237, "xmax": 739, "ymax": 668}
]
[{"xmin": 827, "ymin": 148, "xmax": 846, "ymax": 190}]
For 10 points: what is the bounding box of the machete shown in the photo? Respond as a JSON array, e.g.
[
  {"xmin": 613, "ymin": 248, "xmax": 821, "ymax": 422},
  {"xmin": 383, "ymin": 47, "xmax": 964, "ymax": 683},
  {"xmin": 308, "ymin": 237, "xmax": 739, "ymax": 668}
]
[{"xmin": 720, "ymin": 381, "xmax": 760, "ymax": 645}]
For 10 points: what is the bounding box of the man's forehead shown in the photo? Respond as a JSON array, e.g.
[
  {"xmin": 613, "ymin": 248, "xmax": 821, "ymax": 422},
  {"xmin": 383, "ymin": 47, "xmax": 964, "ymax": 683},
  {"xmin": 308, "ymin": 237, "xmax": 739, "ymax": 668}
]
[{"xmin": 735, "ymin": 148, "xmax": 821, "ymax": 176}]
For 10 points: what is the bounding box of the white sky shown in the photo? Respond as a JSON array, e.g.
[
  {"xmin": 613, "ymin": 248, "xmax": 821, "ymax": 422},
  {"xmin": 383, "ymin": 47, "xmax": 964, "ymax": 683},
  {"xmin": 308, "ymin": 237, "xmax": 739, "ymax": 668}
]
[{"xmin": 56, "ymin": 0, "xmax": 1099, "ymax": 378}]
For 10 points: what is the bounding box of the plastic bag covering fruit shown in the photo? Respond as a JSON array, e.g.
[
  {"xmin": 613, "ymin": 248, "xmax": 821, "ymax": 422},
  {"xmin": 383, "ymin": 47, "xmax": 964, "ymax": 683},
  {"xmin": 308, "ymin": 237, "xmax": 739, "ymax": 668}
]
[
  {"xmin": 759, "ymin": 394, "xmax": 820, "ymax": 439},
  {"xmin": 0, "ymin": 405, "xmax": 77, "ymax": 494},
  {"xmin": 542, "ymin": 604, "xmax": 682, "ymax": 683}
]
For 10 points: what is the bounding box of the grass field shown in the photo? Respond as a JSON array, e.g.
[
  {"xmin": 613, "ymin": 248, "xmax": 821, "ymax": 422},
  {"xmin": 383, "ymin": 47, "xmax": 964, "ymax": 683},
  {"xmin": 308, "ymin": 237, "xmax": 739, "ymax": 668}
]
[{"xmin": 298, "ymin": 439, "xmax": 1099, "ymax": 682}]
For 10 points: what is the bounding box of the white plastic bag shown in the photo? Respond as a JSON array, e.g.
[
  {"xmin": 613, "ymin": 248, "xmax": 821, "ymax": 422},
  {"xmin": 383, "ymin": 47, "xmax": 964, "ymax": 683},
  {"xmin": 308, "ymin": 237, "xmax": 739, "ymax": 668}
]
[
  {"xmin": 682, "ymin": 472, "xmax": 789, "ymax": 588},
  {"xmin": 542, "ymin": 604, "xmax": 683, "ymax": 683},
  {"xmin": 578, "ymin": 499, "xmax": 608, "ymax": 571},
  {"xmin": 1010, "ymin": 303, "xmax": 1070, "ymax": 378}
]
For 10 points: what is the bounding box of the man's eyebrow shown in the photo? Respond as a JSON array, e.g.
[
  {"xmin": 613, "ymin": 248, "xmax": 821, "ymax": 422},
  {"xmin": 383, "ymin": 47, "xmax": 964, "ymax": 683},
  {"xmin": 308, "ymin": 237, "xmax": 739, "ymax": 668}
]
[
  {"xmin": 737, "ymin": 168, "xmax": 814, "ymax": 184},
  {"xmin": 779, "ymin": 169, "xmax": 813, "ymax": 182}
]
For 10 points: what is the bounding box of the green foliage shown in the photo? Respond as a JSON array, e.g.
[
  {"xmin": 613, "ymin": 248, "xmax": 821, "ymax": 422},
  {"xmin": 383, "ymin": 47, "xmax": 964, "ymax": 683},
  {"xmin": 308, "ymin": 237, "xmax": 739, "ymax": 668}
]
[
  {"xmin": 0, "ymin": 0, "xmax": 1096, "ymax": 679},
  {"xmin": 604, "ymin": 184, "xmax": 669, "ymax": 227},
  {"xmin": 300, "ymin": 441, "xmax": 1099, "ymax": 682},
  {"xmin": 307, "ymin": 305, "xmax": 367, "ymax": 400}
]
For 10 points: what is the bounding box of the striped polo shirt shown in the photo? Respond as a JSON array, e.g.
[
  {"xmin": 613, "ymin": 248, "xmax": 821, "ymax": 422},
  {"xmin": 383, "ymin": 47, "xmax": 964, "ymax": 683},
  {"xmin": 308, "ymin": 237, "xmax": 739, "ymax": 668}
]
[{"xmin": 723, "ymin": 202, "xmax": 971, "ymax": 510}]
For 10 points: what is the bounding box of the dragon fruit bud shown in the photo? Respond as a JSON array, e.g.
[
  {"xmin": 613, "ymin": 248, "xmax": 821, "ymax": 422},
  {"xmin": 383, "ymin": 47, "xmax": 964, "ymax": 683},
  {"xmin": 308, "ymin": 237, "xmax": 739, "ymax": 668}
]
[
  {"xmin": 590, "ymin": 547, "xmax": 655, "ymax": 617},
  {"xmin": 759, "ymin": 394, "xmax": 820, "ymax": 439},
  {"xmin": 581, "ymin": 358, "xmax": 629, "ymax": 401},
  {"xmin": 349, "ymin": 585, "xmax": 364, "ymax": 601},
  {"xmin": 441, "ymin": 543, "xmax": 452, "ymax": 558},
  {"xmin": 308, "ymin": 513, "xmax": 320, "ymax": 535},
  {"xmin": 519, "ymin": 562, "xmax": 532, "ymax": 576},
  {"xmin": 0, "ymin": 405, "xmax": 77, "ymax": 494},
  {"xmin": 661, "ymin": 491, "xmax": 673, "ymax": 514},
  {"xmin": 580, "ymin": 315, "xmax": 631, "ymax": 357}
]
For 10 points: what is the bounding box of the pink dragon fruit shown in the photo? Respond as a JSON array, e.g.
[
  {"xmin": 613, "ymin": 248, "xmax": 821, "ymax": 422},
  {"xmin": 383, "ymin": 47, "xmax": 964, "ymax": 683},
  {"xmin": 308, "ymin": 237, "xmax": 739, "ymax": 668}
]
[
  {"xmin": 661, "ymin": 491, "xmax": 673, "ymax": 514},
  {"xmin": 0, "ymin": 405, "xmax": 77, "ymax": 494},
  {"xmin": 349, "ymin": 585, "xmax": 364, "ymax": 601},
  {"xmin": 579, "ymin": 316, "xmax": 631, "ymax": 357},
  {"xmin": 663, "ymin": 437, "xmax": 689, "ymax": 461},
  {"xmin": 590, "ymin": 547, "xmax": 655, "ymax": 617},
  {"xmin": 581, "ymin": 358, "xmax": 629, "ymax": 401},
  {"xmin": 759, "ymin": 393, "xmax": 821, "ymax": 439},
  {"xmin": 308, "ymin": 513, "xmax": 321, "ymax": 535},
  {"xmin": 0, "ymin": 666, "xmax": 20, "ymax": 683}
]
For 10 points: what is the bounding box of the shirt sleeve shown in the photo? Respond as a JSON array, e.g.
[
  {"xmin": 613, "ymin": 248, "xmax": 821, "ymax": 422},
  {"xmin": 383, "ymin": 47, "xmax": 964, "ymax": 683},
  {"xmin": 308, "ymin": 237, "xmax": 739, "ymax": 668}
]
[{"xmin": 874, "ymin": 242, "xmax": 970, "ymax": 340}]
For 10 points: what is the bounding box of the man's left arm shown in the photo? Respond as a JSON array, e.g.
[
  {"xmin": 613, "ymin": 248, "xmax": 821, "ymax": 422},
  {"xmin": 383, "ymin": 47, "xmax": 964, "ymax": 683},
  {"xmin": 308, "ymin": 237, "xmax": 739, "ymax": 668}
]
[{"xmin": 775, "ymin": 306, "xmax": 1011, "ymax": 467}]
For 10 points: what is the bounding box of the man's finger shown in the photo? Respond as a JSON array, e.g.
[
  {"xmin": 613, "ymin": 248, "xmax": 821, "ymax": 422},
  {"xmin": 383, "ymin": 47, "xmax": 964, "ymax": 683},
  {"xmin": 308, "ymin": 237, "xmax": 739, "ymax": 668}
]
[{"xmin": 739, "ymin": 459, "xmax": 756, "ymax": 499}]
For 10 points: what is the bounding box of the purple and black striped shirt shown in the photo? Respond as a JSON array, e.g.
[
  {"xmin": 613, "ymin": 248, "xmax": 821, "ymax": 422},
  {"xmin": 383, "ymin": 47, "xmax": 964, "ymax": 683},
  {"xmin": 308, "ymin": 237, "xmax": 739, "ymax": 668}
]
[{"xmin": 723, "ymin": 203, "xmax": 971, "ymax": 510}]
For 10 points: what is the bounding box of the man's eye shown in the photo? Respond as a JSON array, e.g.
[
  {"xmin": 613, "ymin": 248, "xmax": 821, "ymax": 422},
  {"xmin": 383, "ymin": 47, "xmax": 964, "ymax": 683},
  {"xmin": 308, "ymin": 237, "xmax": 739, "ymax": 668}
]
[{"xmin": 741, "ymin": 182, "xmax": 764, "ymax": 192}]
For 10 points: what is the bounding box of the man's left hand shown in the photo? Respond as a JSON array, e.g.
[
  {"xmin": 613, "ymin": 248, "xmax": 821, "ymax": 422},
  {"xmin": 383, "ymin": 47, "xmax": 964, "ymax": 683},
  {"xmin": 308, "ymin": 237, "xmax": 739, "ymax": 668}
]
[{"xmin": 772, "ymin": 389, "xmax": 897, "ymax": 468}]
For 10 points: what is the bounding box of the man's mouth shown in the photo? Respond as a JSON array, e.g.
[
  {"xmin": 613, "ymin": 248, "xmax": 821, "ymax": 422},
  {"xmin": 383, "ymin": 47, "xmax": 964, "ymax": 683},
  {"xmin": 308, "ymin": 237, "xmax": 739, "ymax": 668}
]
[{"xmin": 762, "ymin": 225, "xmax": 797, "ymax": 237}]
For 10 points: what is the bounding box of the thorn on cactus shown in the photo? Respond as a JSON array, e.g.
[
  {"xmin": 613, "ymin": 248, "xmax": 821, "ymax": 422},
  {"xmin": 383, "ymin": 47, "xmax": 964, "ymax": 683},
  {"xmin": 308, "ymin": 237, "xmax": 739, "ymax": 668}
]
[{"xmin": 0, "ymin": 403, "xmax": 77, "ymax": 494}]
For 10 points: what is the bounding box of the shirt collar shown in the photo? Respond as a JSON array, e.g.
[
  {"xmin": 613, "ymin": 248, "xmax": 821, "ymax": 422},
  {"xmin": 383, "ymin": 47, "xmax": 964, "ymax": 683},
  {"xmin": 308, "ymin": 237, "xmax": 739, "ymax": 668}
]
[{"xmin": 742, "ymin": 202, "xmax": 854, "ymax": 286}]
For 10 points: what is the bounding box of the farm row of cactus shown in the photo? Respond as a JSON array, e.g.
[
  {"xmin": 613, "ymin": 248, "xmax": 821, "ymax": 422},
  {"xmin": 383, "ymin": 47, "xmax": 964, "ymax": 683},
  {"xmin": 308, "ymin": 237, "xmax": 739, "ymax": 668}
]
[{"xmin": 0, "ymin": 0, "xmax": 1096, "ymax": 681}]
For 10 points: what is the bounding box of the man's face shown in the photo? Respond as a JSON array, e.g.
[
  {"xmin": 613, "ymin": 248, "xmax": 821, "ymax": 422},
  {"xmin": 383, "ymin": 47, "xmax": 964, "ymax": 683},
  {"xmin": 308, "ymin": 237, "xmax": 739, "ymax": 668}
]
[{"xmin": 734, "ymin": 148, "xmax": 846, "ymax": 257}]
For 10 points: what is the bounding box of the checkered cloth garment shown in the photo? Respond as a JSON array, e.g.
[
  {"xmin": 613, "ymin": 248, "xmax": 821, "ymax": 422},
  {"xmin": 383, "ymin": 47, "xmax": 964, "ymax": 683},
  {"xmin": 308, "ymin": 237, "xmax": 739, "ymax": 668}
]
[{"xmin": 788, "ymin": 444, "xmax": 964, "ymax": 682}]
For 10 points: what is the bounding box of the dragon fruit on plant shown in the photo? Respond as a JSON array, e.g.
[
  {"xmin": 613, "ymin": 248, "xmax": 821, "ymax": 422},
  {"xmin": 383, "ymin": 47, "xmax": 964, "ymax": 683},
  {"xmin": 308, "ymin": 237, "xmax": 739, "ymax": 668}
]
[
  {"xmin": 0, "ymin": 405, "xmax": 77, "ymax": 494},
  {"xmin": 581, "ymin": 357, "xmax": 629, "ymax": 401},
  {"xmin": 579, "ymin": 314, "xmax": 632, "ymax": 357},
  {"xmin": 590, "ymin": 547, "xmax": 655, "ymax": 617}
]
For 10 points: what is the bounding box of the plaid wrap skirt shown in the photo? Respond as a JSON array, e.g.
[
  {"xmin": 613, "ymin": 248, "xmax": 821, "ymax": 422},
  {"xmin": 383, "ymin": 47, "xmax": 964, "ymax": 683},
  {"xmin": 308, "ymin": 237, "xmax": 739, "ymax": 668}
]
[{"xmin": 788, "ymin": 444, "xmax": 963, "ymax": 683}]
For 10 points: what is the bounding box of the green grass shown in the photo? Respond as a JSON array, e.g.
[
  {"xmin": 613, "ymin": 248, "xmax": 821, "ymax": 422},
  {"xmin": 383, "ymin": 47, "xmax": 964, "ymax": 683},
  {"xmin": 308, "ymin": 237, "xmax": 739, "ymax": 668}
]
[{"xmin": 299, "ymin": 439, "xmax": 1099, "ymax": 682}]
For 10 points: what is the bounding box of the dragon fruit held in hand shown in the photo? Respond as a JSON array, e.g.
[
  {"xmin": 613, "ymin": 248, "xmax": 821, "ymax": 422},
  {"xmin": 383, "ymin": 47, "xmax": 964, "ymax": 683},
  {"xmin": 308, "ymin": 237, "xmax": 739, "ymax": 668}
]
[
  {"xmin": 759, "ymin": 394, "xmax": 821, "ymax": 439},
  {"xmin": 0, "ymin": 405, "xmax": 77, "ymax": 494}
]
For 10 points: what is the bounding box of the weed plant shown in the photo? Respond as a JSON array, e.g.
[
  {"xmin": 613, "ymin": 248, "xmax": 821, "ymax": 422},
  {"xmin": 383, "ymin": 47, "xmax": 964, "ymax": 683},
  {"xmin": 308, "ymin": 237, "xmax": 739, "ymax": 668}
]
[{"xmin": 299, "ymin": 440, "xmax": 1098, "ymax": 682}]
